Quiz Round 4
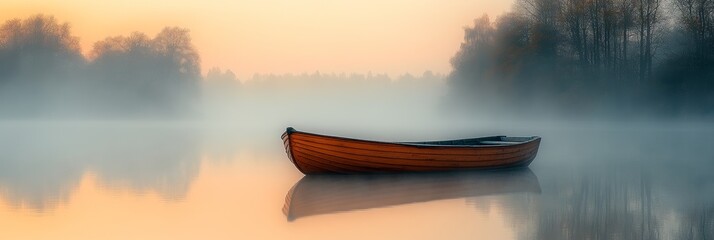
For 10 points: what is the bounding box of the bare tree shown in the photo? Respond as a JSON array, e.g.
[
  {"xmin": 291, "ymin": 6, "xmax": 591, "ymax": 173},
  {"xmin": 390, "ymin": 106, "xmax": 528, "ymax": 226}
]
[
  {"xmin": 637, "ymin": 0, "xmax": 662, "ymax": 83},
  {"xmin": 673, "ymin": 0, "xmax": 714, "ymax": 64},
  {"xmin": 618, "ymin": 0, "xmax": 636, "ymax": 75},
  {"xmin": 562, "ymin": 0, "xmax": 590, "ymax": 65}
]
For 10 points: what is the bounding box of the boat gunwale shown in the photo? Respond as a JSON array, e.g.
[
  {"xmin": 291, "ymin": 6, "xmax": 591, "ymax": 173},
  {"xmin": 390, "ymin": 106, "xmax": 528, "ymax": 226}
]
[
  {"xmin": 283, "ymin": 127, "xmax": 541, "ymax": 149},
  {"xmin": 290, "ymin": 140, "xmax": 538, "ymax": 162}
]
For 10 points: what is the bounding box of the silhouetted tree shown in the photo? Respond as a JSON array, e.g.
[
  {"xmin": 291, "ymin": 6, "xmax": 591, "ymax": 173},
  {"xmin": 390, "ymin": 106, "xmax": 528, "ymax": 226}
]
[
  {"xmin": 205, "ymin": 67, "xmax": 239, "ymax": 87},
  {"xmin": 657, "ymin": 0, "xmax": 714, "ymax": 115},
  {"xmin": 673, "ymin": 0, "xmax": 714, "ymax": 63},
  {"xmin": 0, "ymin": 15, "xmax": 84, "ymax": 116},
  {"xmin": 203, "ymin": 67, "xmax": 240, "ymax": 109},
  {"xmin": 448, "ymin": 0, "xmax": 713, "ymax": 117},
  {"xmin": 449, "ymin": 14, "xmax": 496, "ymax": 102},
  {"xmin": 637, "ymin": 0, "xmax": 663, "ymax": 82},
  {"xmin": 0, "ymin": 15, "xmax": 204, "ymax": 118},
  {"xmin": 88, "ymin": 27, "xmax": 201, "ymax": 117}
]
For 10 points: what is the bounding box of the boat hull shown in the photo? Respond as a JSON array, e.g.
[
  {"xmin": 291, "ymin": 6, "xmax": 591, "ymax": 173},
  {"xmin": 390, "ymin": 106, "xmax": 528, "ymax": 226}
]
[{"xmin": 282, "ymin": 128, "xmax": 541, "ymax": 174}]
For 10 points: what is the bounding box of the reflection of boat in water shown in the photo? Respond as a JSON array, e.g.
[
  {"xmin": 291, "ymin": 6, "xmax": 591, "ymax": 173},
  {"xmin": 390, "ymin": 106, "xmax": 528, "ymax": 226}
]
[
  {"xmin": 281, "ymin": 127, "xmax": 541, "ymax": 174},
  {"xmin": 283, "ymin": 168, "xmax": 541, "ymax": 221}
]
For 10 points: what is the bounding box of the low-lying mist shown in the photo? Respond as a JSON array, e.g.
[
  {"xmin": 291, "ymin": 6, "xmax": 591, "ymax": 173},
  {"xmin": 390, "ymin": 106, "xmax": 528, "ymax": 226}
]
[
  {"xmin": 201, "ymin": 71, "xmax": 449, "ymax": 136},
  {"xmin": 1, "ymin": 8, "xmax": 714, "ymax": 238},
  {"xmin": 0, "ymin": 10, "xmax": 712, "ymax": 139},
  {"xmin": 0, "ymin": 15, "xmax": 451, "ymax": 130}
]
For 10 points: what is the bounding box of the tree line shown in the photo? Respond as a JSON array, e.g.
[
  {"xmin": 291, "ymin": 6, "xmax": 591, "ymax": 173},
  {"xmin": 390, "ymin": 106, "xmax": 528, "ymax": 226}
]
[
  {"xmin": 0, "ymin": 15, "xmax": 201, "ymax": 118},
  {"xmin": 449, "ymin": 0, "xmax": 714, "ymax": 118}
]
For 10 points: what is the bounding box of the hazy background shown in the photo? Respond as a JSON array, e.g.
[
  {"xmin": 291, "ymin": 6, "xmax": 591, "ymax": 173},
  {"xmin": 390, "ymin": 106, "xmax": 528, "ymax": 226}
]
[
  {"xmin": 0, "ymin": 0, "xmax": 711, "ymax": 122},
  {"xmin": 0, "ymin": 1, "xmax": 713, "ymax": 239},
  {"xmin": 0, "ymin": 0, "xmax": 512, "ymax": 80}
]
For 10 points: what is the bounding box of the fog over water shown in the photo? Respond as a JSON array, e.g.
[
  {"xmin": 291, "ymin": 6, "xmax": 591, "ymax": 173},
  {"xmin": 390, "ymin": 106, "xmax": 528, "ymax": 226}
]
[
  {"xmin": 1, "ymin": 9, "xmax": 713, "ymax": 240},
  {"xmin": 1, "ymin": 117, "xmax": 712, "ymax": 239},
  {"xmin": 2, "ymin": 74, "xmax": 712, "ymax": 238}
]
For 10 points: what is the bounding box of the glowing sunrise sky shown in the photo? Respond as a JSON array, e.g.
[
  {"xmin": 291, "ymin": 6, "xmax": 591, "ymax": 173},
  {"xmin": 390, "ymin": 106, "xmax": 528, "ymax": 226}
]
[{"xmin": 1, "ymin": 0, "xmax": 513, "ymax": 80}]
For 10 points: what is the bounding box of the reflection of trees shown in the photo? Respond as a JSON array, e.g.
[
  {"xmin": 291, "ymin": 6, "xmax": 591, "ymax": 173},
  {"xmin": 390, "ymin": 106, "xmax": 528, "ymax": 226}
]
[
  {"xmin": 0, "ymin": 125, "xmax": 201, "ymax": 211},
  {"xmin": 85, "ymin": 126, "xmax": 201, "ymax": 200},
  {"xmin": 677, "ymin": 205, "xmax": 714, "ymax": 240},
  {"xmin": 663, "ymin": 153, "xmax": 714, "ymax": 240},
  {"xmin": 519, "ymin": 129, "xmax": 714, "ymax": 240},
  {"xmin": 532, "ymin": 171, "xmax": 660, "ymax": 240},
  {"xmin": 0, "ymin": 138, "xmax": 84, "ymax": 211}
]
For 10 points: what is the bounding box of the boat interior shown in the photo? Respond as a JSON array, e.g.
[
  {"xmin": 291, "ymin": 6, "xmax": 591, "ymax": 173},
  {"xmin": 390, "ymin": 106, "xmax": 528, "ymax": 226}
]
[{"xmin": 404, "ymin": 136, "xmax": 538, "ymax": 146}]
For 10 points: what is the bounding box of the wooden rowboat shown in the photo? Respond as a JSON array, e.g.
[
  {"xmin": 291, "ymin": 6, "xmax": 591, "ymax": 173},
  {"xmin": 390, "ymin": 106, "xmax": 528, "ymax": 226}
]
[
  {"xmin": 283, "ymin": 168, "xmax": 541, "ymax": 221},
  {"xmin": 281, "ymin": 127, "xmax": 541, "ymax": 174}
]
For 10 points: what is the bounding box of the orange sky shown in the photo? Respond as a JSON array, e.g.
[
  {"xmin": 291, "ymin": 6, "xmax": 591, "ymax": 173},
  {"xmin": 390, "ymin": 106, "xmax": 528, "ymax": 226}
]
[{"xmin": 1, "ymin": 0, "xmax": 513, "ymax": 80}]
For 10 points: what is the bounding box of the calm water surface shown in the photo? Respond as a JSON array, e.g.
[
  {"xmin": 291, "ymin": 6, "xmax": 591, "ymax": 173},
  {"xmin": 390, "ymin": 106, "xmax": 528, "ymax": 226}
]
[{"xmin": 0, "ymin": 122, "xmax": 712, "ymax": 239}]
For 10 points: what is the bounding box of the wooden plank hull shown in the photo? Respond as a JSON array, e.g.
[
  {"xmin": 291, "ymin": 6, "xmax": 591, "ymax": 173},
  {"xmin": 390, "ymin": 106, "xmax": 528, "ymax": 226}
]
[
  {"xmin": 283, "ymin": 168, "xmax": 541, "ymax": 221},
  {"xmin": 282, "ymin": 127, "xmax": 541, "ymax": 174}
]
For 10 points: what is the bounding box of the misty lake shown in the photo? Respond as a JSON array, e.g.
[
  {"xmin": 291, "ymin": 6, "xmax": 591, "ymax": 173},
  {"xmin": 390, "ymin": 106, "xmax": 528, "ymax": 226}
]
[{"xmin": 0, "ymin": 120, "xmax": 712, "ymax": 240}]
